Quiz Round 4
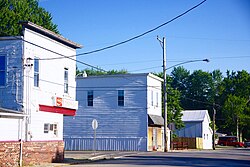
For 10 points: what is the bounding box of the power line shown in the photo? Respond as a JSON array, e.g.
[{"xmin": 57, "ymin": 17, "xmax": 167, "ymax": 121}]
[
  {"xmin": 40, "ymin": 0, "xmax": 207, "ymax": 60},
  {"xmin": 22, "ymin": 38, "xmax": 106, "ymax": 72},
  {"xmin": 0, "ymin": 30, "xmax": 106, "ymax": 72},
  {"xmin": 0, "ymin": 30, "xmax": 107, "ymax": 72}
]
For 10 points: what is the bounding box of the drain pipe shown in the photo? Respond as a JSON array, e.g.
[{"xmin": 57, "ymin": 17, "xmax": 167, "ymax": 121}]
[
  {"xmin": 19, "ymin": 116, "xmax": 24, "ymax": 167},
  {"xmin": 19, "ymin": 139, "xmax": 23, "ymax": 167}
]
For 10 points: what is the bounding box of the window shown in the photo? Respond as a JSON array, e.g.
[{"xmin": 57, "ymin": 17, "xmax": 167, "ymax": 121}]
[
  {"xmin": 64, "ymin": 68, "xmax": 68, "ymax": 93},
  {"xmin": 156, "ymin": 92, "xmax": 159, "ymax": 107},
  {"xmin": 87, "ymin": 90, "xmax": 93, "ymax": 106},
  {"xmin": 44, "ymin": 123, "xmax": 58, "ymax": 136},
  {"xmin": 53, "ymin": 124, "xmax": 58, "ymax": 136},
  {"xmin": 34, "ymin": 58, "xmax": 39, "ymax": 87},
  {"xmin": 151, "ymin": 91, "xmax": 154, "ymax": 106},
  {"xmin": 44, "ymin": 123, "xmax": 49, "ymax": 133},
  {"xmin": 118, "ymin": 90, "xmax": 124, "ymax": 106},
  {"xmin": 0, "ymin": 56, "xmax": 6, "ymax": 86}
]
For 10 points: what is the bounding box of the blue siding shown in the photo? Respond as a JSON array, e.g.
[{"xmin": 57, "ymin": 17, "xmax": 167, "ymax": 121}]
[
  {"xmin": 64, "ymin": 137, "xmax": 146, "ymax": 151},
  {"xmin": 64, "ymin": 75, "xmax": 151, "ymax": 151},
  {"xmin": 64, "ymin": 107, "xmax": 148, "ymax": 151},
  {"xmin": 175, "ymin": 122, "xmax": 202, "ymax": 138},
  {"xmin": 0, "ymin": 39, "xmax": 23, "ymax": 111}
]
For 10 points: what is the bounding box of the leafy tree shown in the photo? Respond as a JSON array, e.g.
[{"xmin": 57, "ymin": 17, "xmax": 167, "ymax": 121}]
[
  {"xmin": 185, "ymin": 70, "xmax": 215, "ymax": 110},
  {"xmin": 156, "ymin": 72, "xmax": 184, "ymax": 130},
  {"xmin": 77, "ymin": 68, "xmax": 128, "ymax": 76},
  {"xmin": 167, "ymin": 86, "xmax": 184, "ymax": 129},
  {"xmin": 170, "ymin": 67, "xmax": 190, "ymax": 104},
  {"xmin": 218, "ymin": 70, "xmax": 250, "ymax": 139},
  {"xmin": 222, "ymin": 95, "xmax": 249, "ymax": 141},
  {"xmin": 0, "ymin": 0, "xmax": 59, "ymax": 36}
]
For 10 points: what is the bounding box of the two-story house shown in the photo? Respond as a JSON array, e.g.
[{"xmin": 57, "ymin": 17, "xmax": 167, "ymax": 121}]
[
  {"xmin": 0, "ymin": 21, "xmax": 81, "ymax": 166},
  {"xmin": 64, "ymin": 73, "xmax": 166, "ymax": 151}
]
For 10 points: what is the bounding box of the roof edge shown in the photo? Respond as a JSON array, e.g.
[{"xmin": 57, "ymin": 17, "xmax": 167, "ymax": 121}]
[{"xmin": 20, "ymin": 21, "xmax": 82, "ymax": 49}]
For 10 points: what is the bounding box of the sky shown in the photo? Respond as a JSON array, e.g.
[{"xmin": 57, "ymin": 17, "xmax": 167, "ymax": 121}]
[{"xmin": 39, "ymin": 0, "xmax": 250, "ymax": 76}]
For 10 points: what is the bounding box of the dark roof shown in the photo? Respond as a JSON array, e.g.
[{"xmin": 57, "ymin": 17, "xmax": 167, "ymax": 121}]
[
  {"xmin": 20, "ymin": 21, "xmax": 82, "ymax": 49},
  {"xmin": 148, "ymin": 114, "xmax": 164, "ymax": 126}
]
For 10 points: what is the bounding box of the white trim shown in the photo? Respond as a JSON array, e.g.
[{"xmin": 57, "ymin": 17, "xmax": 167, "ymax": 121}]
[{"xmin": 0, "ymin": 107, "xmax": 26, "ymax": 118}]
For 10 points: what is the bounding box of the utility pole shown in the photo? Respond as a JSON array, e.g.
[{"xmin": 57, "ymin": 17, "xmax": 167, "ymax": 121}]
[
  {"xmin": 157, "ymin": 36, "xmax": 168, "ymax": 152},
  {"xmin": 213, "ymin": 106, "xmax": 216, "ymax": 150}
]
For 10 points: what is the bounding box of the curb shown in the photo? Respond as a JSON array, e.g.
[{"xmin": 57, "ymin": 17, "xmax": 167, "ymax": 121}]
[{"xmin": 33, "ymin": 152, "xmax": 139, "ymax": 166}]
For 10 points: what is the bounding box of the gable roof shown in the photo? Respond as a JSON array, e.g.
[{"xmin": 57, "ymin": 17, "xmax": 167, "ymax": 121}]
[
  {"xmin": 20, "ymin": 21, "xmax": 82, "ymax": 49},
  {"xmin": 181, "ymin": 110, "xmax": 210, "ymax": 122}
]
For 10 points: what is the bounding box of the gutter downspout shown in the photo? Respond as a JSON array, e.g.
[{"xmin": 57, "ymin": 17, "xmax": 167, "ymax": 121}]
[
  {"xmin": 19, "ymin": 139, "xmax": 23, "ymax": 167},
  {"xmin": 20, "ymin": 34, "xmax": 25, "ymax": 167}
]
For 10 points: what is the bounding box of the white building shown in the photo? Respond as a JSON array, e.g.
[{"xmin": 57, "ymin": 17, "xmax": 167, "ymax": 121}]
[
  {"xmin": 0, "ymin": 21, "xmax": 81, "ymax": 165},
  {"xmin": 64, "ymin": 73, "xmax": 168, "ymax": 151},
  {"xmin": 175, "ymin": 110, "xmax": 213, "ymax": 149}
]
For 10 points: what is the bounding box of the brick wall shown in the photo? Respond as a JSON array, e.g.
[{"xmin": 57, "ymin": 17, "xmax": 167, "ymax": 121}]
[{"xmin": 0, "ymin": 140, "xmax": 64, "ymax": 167}]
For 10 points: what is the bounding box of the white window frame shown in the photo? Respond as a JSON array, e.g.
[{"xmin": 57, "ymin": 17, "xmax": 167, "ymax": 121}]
[
  {"xmin": 34, "ymin": 58, "xmax": 39, "ymax": 87},
  {"xmin": 64, "ymin": 68, "xmax": 69, "ymax": 93},
  {"xmin": 44, "ymin": 123, "xmax": 58, "ymax": 136},
  {"xmin": 156, "ymin": 92, "xmax": 159, "ymax": 107},
  {"xmin": 151, "ymin": 90, "xmax": 154, "ymax": 106}
]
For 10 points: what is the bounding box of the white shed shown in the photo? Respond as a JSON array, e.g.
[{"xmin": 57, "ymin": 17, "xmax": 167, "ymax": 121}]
[{"xmin": 175, "ymin": 110, "xmax": 213, "ymax": 149}]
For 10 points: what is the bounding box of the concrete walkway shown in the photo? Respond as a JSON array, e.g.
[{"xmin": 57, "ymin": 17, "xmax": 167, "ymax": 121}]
[{"xmin": 32, "ymin": 151, "xmax": 139, "ymax": 167}]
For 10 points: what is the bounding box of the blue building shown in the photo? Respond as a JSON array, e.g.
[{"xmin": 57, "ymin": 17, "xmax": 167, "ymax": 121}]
[{"xmin": 64, "ymin": 73, "xmax": 165, "ymax": 151}]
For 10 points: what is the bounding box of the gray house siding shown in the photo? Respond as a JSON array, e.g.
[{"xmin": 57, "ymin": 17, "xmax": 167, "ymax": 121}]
[
  {"xmin": 175, "ymin": 121, "xmax": 202, "ymax": 138},
  {"xmin": 64, "ymin": 108, "xmax": 147, "ymax": 151},
  {"xmin": 64, "ymin": 74, "xmax": 158, "ymax": 151},
  {"xmin": 0, "ymin": 38, "xmax": 24, "ymax": 111}
]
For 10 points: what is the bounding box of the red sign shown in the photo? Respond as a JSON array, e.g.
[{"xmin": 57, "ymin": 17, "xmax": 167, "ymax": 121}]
[{"xmin": 56, "ymin": 97, "xmax": 63, "ymax": 107}]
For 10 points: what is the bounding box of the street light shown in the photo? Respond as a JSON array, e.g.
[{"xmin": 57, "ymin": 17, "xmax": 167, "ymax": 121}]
[
  {"xmin": 157, "ymin": 36, "xmax": 209, "ymax": 152},
  {"xmin": 166, "ymin": 59, "xmax": 209, "ymax": 71}
]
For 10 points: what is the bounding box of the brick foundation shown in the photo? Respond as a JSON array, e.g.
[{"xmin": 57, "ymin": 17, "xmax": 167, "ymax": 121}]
[{"xmin": 0, "ymin": 140, "xmax": 64, "ymax": 167}]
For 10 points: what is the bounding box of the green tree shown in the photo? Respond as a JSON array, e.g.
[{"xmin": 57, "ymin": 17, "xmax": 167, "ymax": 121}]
[
  {"xmin": 0, "ymin": 0, "xmax": 59, "ymax": 36},
  {"xmin": 170, "ymin": 66, "xmax": 190, "ymax": 103},
  {"xmin": 222, "ymin": 95, "xmax": 249, "ymax": 141},
  {"xmin": 185, "ymin": 70, "xmax": 215, "ymax": 110},
  {"xmin": 77, "ymin": 68, "xmax": 128, "ymax": 76},
  {"xmin": 156, "ymin": 72, "xmax": 184, "ymax": 130},
  {"xmin": 218, "ymin": 70, "xmax": 250, "ymax": 139}
]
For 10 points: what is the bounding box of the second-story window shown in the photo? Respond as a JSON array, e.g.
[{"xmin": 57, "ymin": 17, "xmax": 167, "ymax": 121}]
[
  {"xmin": 87, "ymin": 90, "xmax": 93, "ymax": 106},
  {"xmin": 151, "ymin": 90, "xmax": 154, "ymax": 106},
  {"xmin": 0, "ymin": 55, "xmax": 6, "ymax": 86},
  {"xmin": 118, "ymin": 90, "xmax": 124, "ymax": 106},
  {"xmin": 34, "ymin": 58, "xmax": 39, "ymax": 87},
  {"xmin": 156, "ymin": 92, "xmax": 159, "ymax": 107},
  {"xmin": 64, "ymin": 68, "xmax": 68, "ymax": 93}
]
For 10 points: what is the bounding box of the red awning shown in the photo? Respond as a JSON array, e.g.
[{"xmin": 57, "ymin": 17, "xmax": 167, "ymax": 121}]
[{"xmin": 39, "ymin": 105, "xmax": 76, "ymax": 116}]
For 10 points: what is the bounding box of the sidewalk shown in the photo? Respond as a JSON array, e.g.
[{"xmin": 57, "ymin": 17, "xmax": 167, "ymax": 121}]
[{"xmin": 32, "ymin": 151, "xmax": 139, "ymax": 167}]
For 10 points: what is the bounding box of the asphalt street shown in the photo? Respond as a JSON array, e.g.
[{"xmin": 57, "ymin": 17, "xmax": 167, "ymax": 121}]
[{"xmin": 70, "ymin": 148, "xmax": 250, "ymax": 167}]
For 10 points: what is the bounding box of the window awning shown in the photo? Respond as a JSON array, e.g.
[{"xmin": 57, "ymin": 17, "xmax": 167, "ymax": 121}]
[
  {"xmin": 39, "ymin": 104, "xmax": 76, "ymax": 116},
  {"xmin": 148, "ymin": 114, "xmax": 164, "ymax": 126}
]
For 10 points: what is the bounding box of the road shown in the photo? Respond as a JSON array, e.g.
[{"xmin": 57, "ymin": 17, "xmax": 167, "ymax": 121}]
[{"xmin": 71, "ymin": 148, "xmax": 250, "ymax": 167}]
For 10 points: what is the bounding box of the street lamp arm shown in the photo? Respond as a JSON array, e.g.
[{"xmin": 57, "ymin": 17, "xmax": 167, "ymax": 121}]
[{"xmin": 166, "ymin": 59, "xmax": 209, "ymax": 71}]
